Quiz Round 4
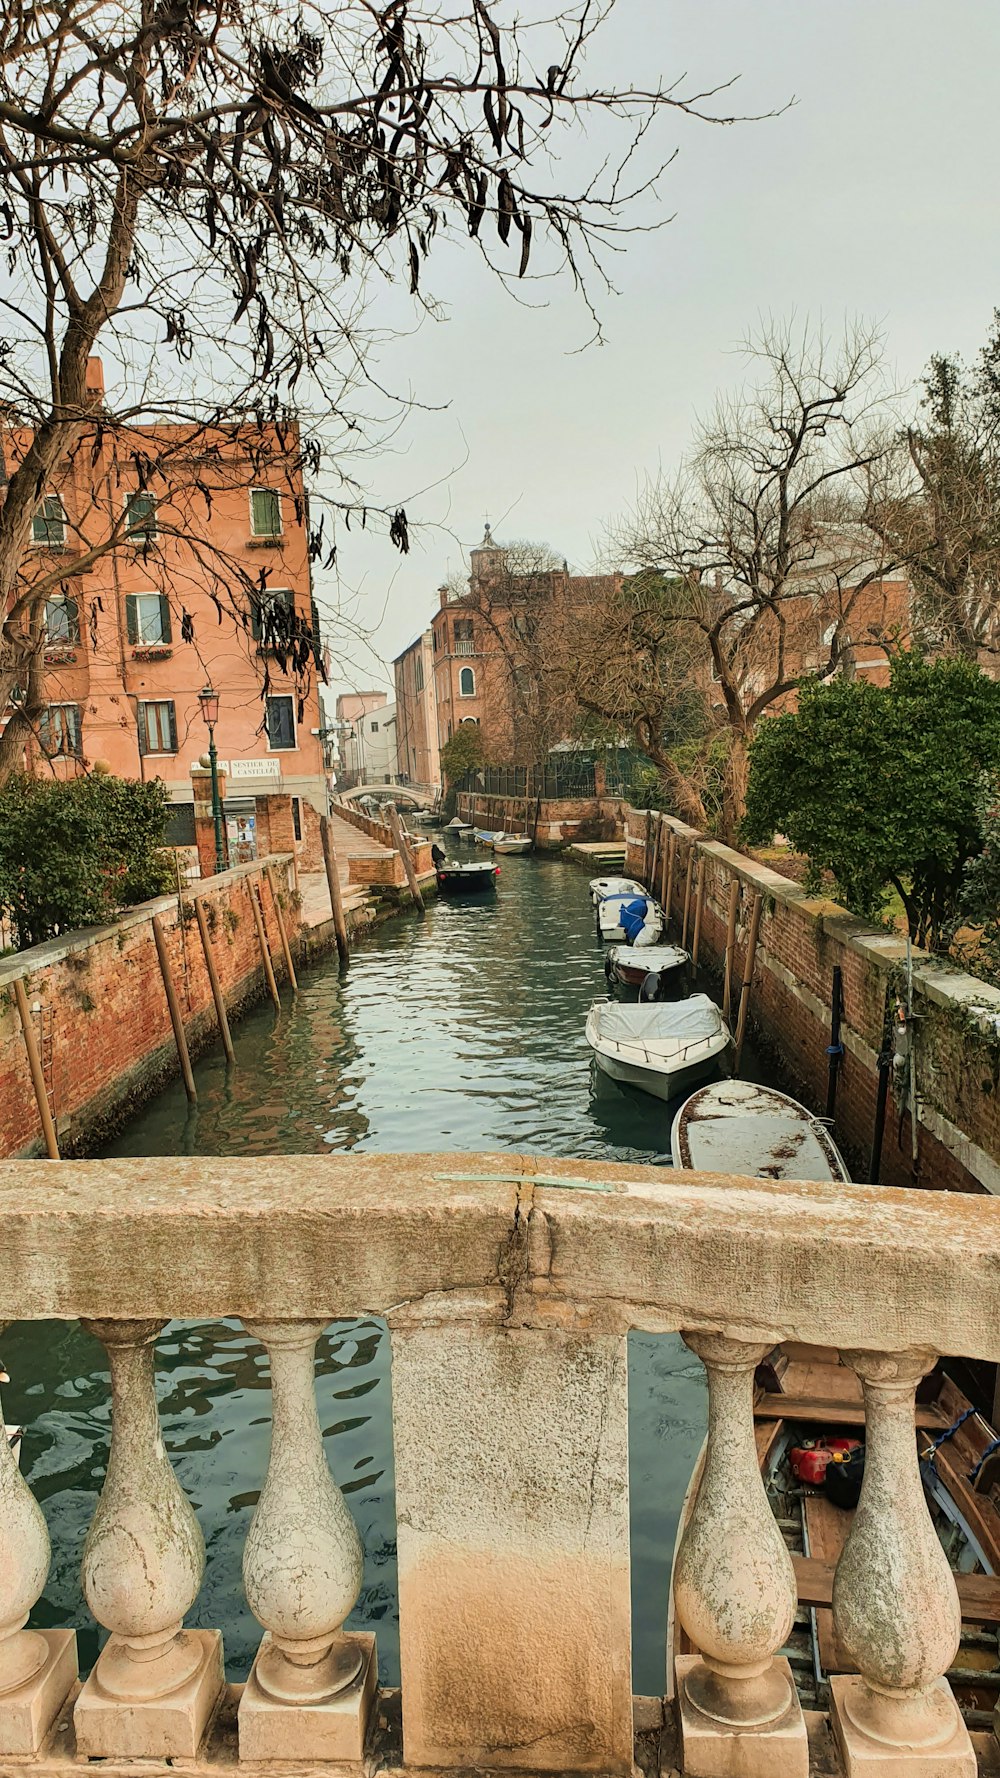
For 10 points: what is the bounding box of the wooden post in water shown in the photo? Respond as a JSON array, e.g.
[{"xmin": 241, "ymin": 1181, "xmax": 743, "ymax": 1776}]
[
  {"xmin": 320, "ymin": 815, "xmax": 350, "ymax": 966},
  {"xmin": 249, "ymin": 878, "xmax": 281, "ymax": 1008},
  {"xmin": 690, "ymin": 854, "xmax": 707, "ymax": 978},
  {"xmin": 658, "ymin": 822, "xmax": 670, "ymax": 910},
  {"xmin": 644, "ymin": 809, "xmax": 653, "ymax": 887},
  {"xmin": 649, "ymin": 814, "xmax": 662, "ymax": 896},
  {"xmin": 151, "ymin": 913, "xmax": 197, "ymax": 1101},
  {"xmin": 387, "ymin": 802, "xmax": 426, "ymax": 915},
  {"xmin": 194, "ymin": 897, "xmax": 235, "ymax": 1064},
  {"xmin": 733, "ymin": 891, "xmax": 764, "ymax": 1075},
  {"xmin": 265, "ymin": 862, "xmax": 299, "ymax": 992},
  {"xmin": 721, "ymin": 877, "xmax": 741, "ymax": 1023},
  {"xmin": 664, "ymin": 831, "xmax": 677, "ymax": 927},
  {"xmin": 681, "ymin": 842, "xmax": 695, "ymax": 948},
  {"xmin": 13, "ymin": 976, "xmax": 59, "ymax": 1158}
]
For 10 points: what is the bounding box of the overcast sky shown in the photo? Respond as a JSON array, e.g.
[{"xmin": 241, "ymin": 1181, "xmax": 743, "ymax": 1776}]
[{"xmin": 318, "ymin": 0, "xmax": 1000, "ymax": 700}]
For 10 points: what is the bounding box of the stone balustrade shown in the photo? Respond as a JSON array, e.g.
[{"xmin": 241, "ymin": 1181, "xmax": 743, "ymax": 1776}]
[{"xmin": 1, "ymin": 1153, "xmax": 998, "ymax": 1775}]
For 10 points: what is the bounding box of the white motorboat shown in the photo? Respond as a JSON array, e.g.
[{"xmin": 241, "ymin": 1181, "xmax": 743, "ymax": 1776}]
[
  {"xmin": 585, "ymin": 994, "xmax": 731, "ymax": 1101},
  {"xmin": 596, "ymin": 893, "xmax": 665, "ymax": 944},
  {"xmin": 493, "ymin": 833, "xmax": 532, "ymax": 855},
  {"xmin": 670, "ymin": 1079, "xmax": 851, "ymax": 1181},
  {"xmin": 605, "ymin": 942, "xmax": 689, "ymax": 991},
  {"xmin": 589, "ymin": 875, "xmax": 644, "ymax": 905}
]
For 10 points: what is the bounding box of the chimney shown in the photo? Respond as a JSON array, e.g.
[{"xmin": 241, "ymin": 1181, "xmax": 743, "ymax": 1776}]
[
  {"xmin": 85, "ymin": 357, "xmax": 105, "ymax": 406},
  {"xmin": 438, "ymin": 583, "xmax": 450, "ymax": 609}
]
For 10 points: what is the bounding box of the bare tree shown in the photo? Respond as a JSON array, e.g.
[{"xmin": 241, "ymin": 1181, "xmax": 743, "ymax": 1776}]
[
  {"xmin": 868, "ymin": 330, "xmax": 1000, "ymax": 659},
  {"xmin": 0, "ymin": 0, "xmax": 759, "ymax": 776},
  {"xmin": 610, "ymin": 321, "xmax": 900, "ymax": 831}
]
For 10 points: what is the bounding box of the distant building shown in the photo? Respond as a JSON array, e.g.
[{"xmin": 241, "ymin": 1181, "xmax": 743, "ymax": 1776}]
[
  {"xmin": 393, "ymin": 629, "xmax": 440, "ymax": 792},
  {"xmin": 333, "ymin": 690, "xmax": 396, "ymax": 784}
]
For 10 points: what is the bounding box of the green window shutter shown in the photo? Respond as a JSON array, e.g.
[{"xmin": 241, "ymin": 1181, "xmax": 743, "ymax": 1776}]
[
  {"xmin": 125, "ymin": 595, "xmax": 138, "ymax": 644},
  {"xmin": 250, "ymin": 597, "xmax": 262, "ymax": 642},
  {"xmin": 167, "ymin": 701, "xmax": 178, "ymax": 753},
  {"xmin": 66, "ymin": 598, "xmax": 79, "ymax": 644},
  {"xmin": 137, "ymin": 702, "xmax": 148, "ymax": 756},
  {"xmin": 158, "ymin": 595, "xmax": 172, "ymax": 644}
]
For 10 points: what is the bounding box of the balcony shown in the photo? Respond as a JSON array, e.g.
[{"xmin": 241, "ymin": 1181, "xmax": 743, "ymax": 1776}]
[
  {"xmin": 1, "ymin": 1155, "xmax": 998, "ymax": 1774},
  {"xmin": 453, "ymin": 639, "xmax": 477, "ymax": 655}
]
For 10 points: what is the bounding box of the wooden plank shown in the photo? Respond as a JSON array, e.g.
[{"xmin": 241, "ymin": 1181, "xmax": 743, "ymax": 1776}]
[
  {"xmin": 754, "ymin": 1418, "xmax": 784, "ymax": 1470},
  {"xmin": 792, "ymin": 1554, "xmax": 1000, "ymax": 1625},
  {"xmin": 756, "ymin": 1393, "xmax": 943, "ymax": 1429},
  {"xmin": 804, "ymin": 1493, "xmax": 855, "ymax": 1673},
  {"xmin": 782, "ymin": 1361, "xmax": 863, "ymax": 1404}
]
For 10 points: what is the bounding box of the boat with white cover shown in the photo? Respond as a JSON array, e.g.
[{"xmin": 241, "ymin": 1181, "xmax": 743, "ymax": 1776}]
[
  {"xmin": 671, "ymin": 1079, "xmax": 851, "ymax": 1182},
  {"xmin": 596, "ymin": 893, "xmax": 664, "ymax": 944},
  {"xmin": 605, "ymin": 942, "xmax": 689, "ymax": 991},
  {"xmin": 585, "ymin": 994, "xmax": 731, "ymax": 1100},
  {"xmin": 589, "ymin": 875, "xmax": 644, "ymax": 905},
  {"xmin": 493, "ymin": 833, "xmax": 532, "ymax": 855}
]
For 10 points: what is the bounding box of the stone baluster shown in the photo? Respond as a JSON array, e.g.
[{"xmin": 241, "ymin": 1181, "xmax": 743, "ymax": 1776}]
[
  {"xmin": 74, "ymin": 1319, "xmax": 224, "ymax": 1759},
  {"xmin": 830, "ymin": 1348, "xmax": 974, "ymax": 1775},
  {"xmin": 0, "ymin": 1364, "xmax": 77, "ymax": 1755},
  {"xmin": 238, "ymin": 1319, "xmax": 376, "ymax": 1764},
  {"xmin": 672, "ymin": 1333, "xmax": 807, "ymax": 1777}
]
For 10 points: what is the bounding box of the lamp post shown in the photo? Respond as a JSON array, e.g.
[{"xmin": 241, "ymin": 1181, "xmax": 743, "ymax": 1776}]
[{"xmin": 197, "ymin": 685, "xmax": 226, "ymax": 874}]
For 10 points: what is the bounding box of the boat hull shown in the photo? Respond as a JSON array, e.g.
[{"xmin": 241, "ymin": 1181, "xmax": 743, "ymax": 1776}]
[
  {"xmin": 493, "ymin": 837, "xmax": 532, "ymax": 855},
  {"xmin": 436, "ymin": 866, "xmax": 498, "ymax": 895},
  {"xmin": 592, "ymin": 1040, "xmax": 726, "ymax": 1102}
]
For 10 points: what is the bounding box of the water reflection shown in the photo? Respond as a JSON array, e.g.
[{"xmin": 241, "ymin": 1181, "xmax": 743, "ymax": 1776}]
[{"xmin": 6, "ymin": 856, "xmax": 725, "ymax": 1694}]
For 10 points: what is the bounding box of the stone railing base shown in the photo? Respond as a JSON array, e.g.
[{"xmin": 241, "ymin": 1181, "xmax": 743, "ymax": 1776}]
[{"xmin": 18, "ymin": 1689, "xmax": 1000, "ymax": 1776}]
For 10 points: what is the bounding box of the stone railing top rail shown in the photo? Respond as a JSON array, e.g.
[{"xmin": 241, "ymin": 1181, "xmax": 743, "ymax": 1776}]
[{"xmin": 2, "ymin": 1154, "xmax": 998, "ymax": 1358}]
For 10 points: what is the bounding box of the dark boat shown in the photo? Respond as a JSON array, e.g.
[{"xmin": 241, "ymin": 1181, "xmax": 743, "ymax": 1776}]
[{"xmin": 435, "ymin": 860, "xmax": 500, "ymax": 895}]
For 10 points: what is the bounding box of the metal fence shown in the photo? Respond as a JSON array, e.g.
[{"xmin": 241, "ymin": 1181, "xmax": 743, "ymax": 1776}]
[{"xmin": 457, "ymin": 748, "xmax": 645, "ymax": 802}]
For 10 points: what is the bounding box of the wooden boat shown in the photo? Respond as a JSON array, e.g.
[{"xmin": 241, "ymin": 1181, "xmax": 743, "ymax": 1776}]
[
  {"xmin": 590, "ymin": 875, "xmax": 645, "ymax": 905},
  {"xmin": 435, "ymin": 860, "xmax": 500, "ymax": 895},
  {"xmin": 493, "ymin": 833, "xmax": 532, "ymax": 855},
  {"xmin": 605, "ymin": 942, "xmax": 689, "ymax": 992},
  {"xmin": 671, "ymin": 1080, "xmax": 852, "ymax": 1183},
  {"xmin": 585, "ymin": 995, "xmax": 730, "ymax": 1101},
  {"xmin": 597, "ymin": 893, "xmax": 665, "ymax": 944},
  {"xmin": 473, "ymin": 828, "xmax": 501, "ymax": 846},
  {"xmin": 668, "ymin": 1351, "xmax": 1000, "ymax": 1727}
]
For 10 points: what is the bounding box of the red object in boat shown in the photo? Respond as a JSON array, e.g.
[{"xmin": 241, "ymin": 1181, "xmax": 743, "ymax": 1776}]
[{"xmin": 789, "ymin": 1436, "xmax": 862, "ymax": 1485}]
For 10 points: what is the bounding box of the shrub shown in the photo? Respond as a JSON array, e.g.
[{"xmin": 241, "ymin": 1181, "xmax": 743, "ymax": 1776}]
[{"xmin": 0, "ymin": 773, "xmax": 173, "ymax": 949}]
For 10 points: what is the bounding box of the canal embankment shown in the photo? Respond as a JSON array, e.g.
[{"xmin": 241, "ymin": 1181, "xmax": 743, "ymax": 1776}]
[{"xmin": 622, "ymin": 805, "xmax": 1000, "ymax": 1195}]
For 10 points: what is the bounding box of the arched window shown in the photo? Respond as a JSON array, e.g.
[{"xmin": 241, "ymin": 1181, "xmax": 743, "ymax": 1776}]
[
  {"xmin": 461, "ymin": 715, "xmax": 480, "ymax": 725},
  {"xmin": 459, "ymin": 666, "xmax": 475, "ymax": 697}
]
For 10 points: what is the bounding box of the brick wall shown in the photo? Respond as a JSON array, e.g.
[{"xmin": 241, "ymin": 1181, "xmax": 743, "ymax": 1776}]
[
  {"xmin": 624, "ymin": 807, "xmax": 1000, "ymax": 1195},
  {"xmin": 0, "ymin": 858, "xmax": 297, "ymax": 1160},
  {"xmin": 456, "ymin": 793, "xmax": 624, "ymax": 848}
]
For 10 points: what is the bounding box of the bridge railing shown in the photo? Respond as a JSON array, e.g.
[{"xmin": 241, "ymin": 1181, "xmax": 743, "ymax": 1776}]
[{"xmin": 1, "ymin": 1154, "xmax": 998, "ymax": 1774}]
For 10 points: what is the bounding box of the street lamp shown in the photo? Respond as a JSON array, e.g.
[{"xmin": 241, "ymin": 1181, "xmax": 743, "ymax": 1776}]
[{"xmin": 197, "ymin": 684, "xmax": 226, "ymax": 874}]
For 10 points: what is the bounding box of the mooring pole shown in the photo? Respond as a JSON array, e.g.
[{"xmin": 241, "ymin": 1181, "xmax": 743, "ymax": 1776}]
[
  {"xmin": 826, "ymin": 964, "xmax": 845, "ymax": 1121},
  {"xmin": 681, "ymin": 842, "xmax": 695, "ymax": 949},
  {"xmin": 320, "ymin": 815, "xmax": 350, "ymax": 966},
  {"xmin": 658, "ymin": 820, "xmax": 670, "ymax": 910},
  {"xmin": 721, "ymin": 877, "xmax": 741, "ymax": 1023},
  {"xmin": 151, "ymin": 913, "xmax": 197, "ymax": 1101},
  {"xmin": 868, "ymin": 982, "xmax": 894, "ymax": 1185},
  {"xmin": 664, "ymin": 832, "xmax": 677, "ymax": 928},
  {"xmin": 194, "ymin": 897, "xmax": 235, "ymax": 1065},
  {"xmin": 265, "ymin": 862, "xmax": 299, "ymax": 992},
  {"xmin": 249, "ymin": 878, "xmax": 281, "ymax": 1008},
  {"xmin": 387, "ymin": 802, "xmax": 426, "ymax": 915},
  {"xmin": 644, "ymin": 809, "xmax": 653, "ymax": 887},
  {"xmin": 690, "ymin": 853, "xmax": 707, "ymax": 979},
  {"xmin": 649, "ymin": 812, "xmax": 661, "ymax": 891},
  {"xmin": 732, "ymin": 891, "xmax": 763, "ymax": 1075},
  {"xmin": 13, "ymin": 976, "xmax": 59, "ymax": 1158}
]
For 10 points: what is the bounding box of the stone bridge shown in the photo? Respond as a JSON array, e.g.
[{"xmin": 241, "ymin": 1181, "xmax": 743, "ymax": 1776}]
[
  {"xmin": 337, "ymin": 782, "xmax": 433, "ymax": 808},
  {"xmin": 1, "ymin": 1154, "xmax": 997, "ymax": 1774}
]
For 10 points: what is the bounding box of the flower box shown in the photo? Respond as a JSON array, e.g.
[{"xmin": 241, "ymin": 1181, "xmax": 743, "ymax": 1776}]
[{"xmin": 131, "ymin": 645, "xmax": 173, "ymax": 661}]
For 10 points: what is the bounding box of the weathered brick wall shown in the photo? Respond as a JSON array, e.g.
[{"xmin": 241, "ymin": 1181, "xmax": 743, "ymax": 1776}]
[
  {"xmin": 0, "ymin": 858, "xmax": 297, "ymax": 1160},
  {"xmin": 624, "ymin": 807, "xmax": 1000, "ymax": 1195},
  {"xmin": 456, "ymin": 793, "xmax": 624, "ymax": 848}
]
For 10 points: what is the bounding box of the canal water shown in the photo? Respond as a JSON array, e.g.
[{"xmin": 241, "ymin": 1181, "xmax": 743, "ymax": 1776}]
[{"xmin": 6, "ymin": 852, "xmax": 751, "ymax": 1696}]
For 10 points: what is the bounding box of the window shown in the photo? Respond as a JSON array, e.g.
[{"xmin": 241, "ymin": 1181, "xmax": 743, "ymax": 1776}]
[
  {"xmin": 414, "ymin": 657, "xmax": 424, "ymax": 693},
  {"xmin": 251, "ymin": 587, "xmax": 294, "ymax": 644},
  {"xmin": 250, "ymin": 488, "xmax": 283, "ymax": 538},
  {"xmin": 138, "ymin": 699, "xmax": 177, "ymax": 755},
  {"xmin": 39, "ymin": 703, "xmax": 82, "ymax": 757},
  {"xmin": 126, "ymin": 592, "xmax": 172, "ymax": 646},
  {"xmin": 125, "ymin": 492, "xmax": 158, "ymax": 540},
  {"xmin": 266, "ymin": 694, "xmax": 296, "ymax": 750},
  {"xmin": 459, "ymin": 666, "xmax": 475, "ymax": 696},
  {"xmin": 44, "ymin": 595, "xmax": 80, "ymax": 645},
  {"xmin": 32, "ymin": 496, "xmax": 66, "ymax": 549},
  {"xmin": 454, "ymin": 619, "xmax": 474, "ymax": 642},
  {"xmin": 292, "ymin": 797, "xmax": 302, "ymax": 841},
  {"xmin": 461, "ymin": 715, "xmax": 480, "ymax": 725},
  {"xmin": 370, "ymin": 720, "xmax": 379, "ymax": 733}
]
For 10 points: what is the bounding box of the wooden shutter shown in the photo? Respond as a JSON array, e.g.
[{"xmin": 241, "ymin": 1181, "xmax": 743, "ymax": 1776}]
[
  {"xmin": 166, "ymin": 701, "xmax": 178, "ymax": 753},
  {"xmin": 136, "ymin": 702, "xmax": 148, "ymax": 756},
  {"xmin": 125, "ymin": 595, "xmax": 138, "ymax": 644},
  {"xmin": 158, "ymin": 595, "xmax": 172, "ymax": 643}
]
